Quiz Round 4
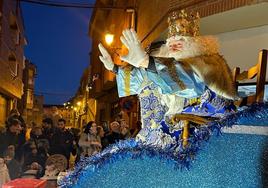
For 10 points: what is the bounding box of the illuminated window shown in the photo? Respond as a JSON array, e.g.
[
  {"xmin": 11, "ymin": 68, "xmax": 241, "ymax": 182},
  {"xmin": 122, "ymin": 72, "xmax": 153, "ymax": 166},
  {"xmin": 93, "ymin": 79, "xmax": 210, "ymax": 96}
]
[
  {"xmin": 26, "ymin": 90, "xmax": 33, "ymax": 109},
  {"xmin": 28, "ymin": 69, "xmax": 34, "ymax": 85}
]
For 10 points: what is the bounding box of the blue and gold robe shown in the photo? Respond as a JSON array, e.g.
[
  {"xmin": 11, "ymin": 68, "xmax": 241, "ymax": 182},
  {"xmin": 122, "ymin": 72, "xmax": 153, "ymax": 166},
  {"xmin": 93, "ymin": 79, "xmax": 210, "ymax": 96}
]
[
  {"xmin": 116, "ymin": 56, "xmax": 205, "ymax": 99},
  {"xmin": 114, "ymin": 56, "xmax": 235, "ymax": 146}
]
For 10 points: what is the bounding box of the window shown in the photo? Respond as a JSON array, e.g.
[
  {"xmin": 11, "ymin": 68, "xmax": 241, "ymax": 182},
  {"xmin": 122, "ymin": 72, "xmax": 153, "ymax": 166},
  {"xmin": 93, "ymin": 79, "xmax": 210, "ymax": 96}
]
[
  {"xmin": 26, "ymin": 89, "xmax": 33, "ymax": 109},
  {"xmin": 9, "ymin": 12, "xmax": 20, "ymax": 45},
  {"xmin": 8, "ymin": 53, "xmax": 18, "ymax": 77},
  {"xmin": 28, "ymin": 69, "xmax": 34, "ymax": 85}
]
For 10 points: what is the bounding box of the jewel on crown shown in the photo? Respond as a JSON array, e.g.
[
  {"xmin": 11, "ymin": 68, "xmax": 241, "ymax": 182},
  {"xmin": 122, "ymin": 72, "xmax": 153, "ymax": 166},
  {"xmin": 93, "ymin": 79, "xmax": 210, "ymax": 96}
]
[{"xmin": 168, "ymin": 9, "xmax": 200, "ymax": 38}]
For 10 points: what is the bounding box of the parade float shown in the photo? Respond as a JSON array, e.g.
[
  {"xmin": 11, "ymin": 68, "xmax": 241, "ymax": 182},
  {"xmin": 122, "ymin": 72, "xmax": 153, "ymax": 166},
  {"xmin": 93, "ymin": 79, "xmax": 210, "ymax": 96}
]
[{"xmin": 60, "ymin": 10, "xmax": 268, "ymax": 188}]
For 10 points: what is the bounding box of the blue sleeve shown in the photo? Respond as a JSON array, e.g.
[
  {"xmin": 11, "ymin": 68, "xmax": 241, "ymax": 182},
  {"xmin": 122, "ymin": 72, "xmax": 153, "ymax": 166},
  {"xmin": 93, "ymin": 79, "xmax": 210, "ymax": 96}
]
[
  {"xmin": 147, "ymin": 57, "xmax": 205, "ymax": 99},
  {"xmin": 116, "ymin": 66, "xmax": 146, "ymax": 97}
]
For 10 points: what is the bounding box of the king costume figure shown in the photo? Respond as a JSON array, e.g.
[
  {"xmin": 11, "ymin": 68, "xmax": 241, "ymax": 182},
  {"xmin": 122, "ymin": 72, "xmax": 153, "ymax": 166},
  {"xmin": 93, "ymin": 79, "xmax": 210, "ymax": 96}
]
[{"xmin": 98, "ymin": 10, "xmax": 237, "ymax": 149}]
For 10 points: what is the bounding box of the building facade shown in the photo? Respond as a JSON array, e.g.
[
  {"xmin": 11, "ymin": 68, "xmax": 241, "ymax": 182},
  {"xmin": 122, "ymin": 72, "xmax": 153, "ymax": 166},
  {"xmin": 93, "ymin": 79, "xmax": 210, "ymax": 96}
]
[
  {"xmin": 0, "ymin": 0, "xmax": 26, "ymax": 127},
  {"xmin": 89, "ymin": 0, "xmax": 268, "ymax": 129},
  {"xmin": 68, "ymin": 66, "xmax": 97, "ymax": 129},
  {"xmin": 32, "ymin": 94, "xmax": 44, "ymax": 126},
  {"xmin": 18, "ymin": 59, "xmax": 37, "ymax": 125},
  {"xmin": 88, "ymin": 0, "xmax": 139, "ymax": 130}
]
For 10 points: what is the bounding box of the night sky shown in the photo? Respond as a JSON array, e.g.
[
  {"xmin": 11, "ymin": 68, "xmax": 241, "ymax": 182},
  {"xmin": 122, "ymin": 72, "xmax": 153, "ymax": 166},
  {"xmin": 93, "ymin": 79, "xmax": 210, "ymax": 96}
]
[{"xmin": 21, "ymin": 0, "xmax": 95, "ymax": 104}]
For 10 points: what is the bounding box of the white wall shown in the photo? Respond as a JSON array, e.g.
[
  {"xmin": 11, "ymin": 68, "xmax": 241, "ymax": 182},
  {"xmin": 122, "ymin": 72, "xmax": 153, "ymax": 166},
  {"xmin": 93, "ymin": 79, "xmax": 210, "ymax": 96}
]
[
  {"xmin": 216, "ymin": 25, "xmax": 268, "ymax": 79},
  {"xmin": 216, "ymin": 25, "xmax": 268, "ymax": 100}
]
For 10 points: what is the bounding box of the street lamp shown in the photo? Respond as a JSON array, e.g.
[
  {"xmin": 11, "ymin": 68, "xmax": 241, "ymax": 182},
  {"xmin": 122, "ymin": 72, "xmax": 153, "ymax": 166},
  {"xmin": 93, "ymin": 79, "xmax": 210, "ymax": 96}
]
[
  {"xmin": 104, "ymin": 33, "xmax": 121, "ymax": 56},
  {"xmin": 77, "ymin": 101, "xmax": 82, "ymax": 106},
  {"xmin": 105, "ymin": 33, "xmax": 114, "ymax": 45}
]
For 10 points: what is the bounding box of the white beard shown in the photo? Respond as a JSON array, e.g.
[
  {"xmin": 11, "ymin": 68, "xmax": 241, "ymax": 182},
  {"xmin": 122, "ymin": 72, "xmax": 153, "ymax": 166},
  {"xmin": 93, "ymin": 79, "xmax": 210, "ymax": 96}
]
[
  {"xmin": 169, "ymin": 37, "xmax": 203, "ymax": 59},
  {"xmin": 151, "ymin": 36, "xmax": 219, "ymax": 60},
  {"xmin": 150, "ymin": 36, "xmax": 237, "ymax": 100}
]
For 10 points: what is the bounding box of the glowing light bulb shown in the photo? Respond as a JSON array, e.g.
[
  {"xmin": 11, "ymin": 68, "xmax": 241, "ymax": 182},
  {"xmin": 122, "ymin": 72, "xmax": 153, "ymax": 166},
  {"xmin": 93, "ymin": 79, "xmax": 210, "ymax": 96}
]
[{"xmin": 105, "ymin": 33, "xmax": 114, "ymax": 45}]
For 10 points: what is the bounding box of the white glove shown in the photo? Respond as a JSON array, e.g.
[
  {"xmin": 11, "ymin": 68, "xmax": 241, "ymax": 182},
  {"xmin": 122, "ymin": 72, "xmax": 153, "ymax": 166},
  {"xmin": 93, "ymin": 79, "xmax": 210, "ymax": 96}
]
[
  {"xmin": 98, "ymin": 43, "xmax": 114, "ymax": 71},
  {"xmin": 120, "ymin": 29, "xmax": 149, "ymax": 68}
]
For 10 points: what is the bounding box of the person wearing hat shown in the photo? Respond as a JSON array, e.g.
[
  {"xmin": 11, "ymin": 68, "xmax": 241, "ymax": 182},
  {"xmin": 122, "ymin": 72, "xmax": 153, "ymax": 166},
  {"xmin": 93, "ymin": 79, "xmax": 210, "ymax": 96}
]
[
  {"xmin": 98, "ymin": 10, "xmax": 237, "ymax": 110},
  {"xmin": 98, "ymin": 10, "xmax": 237, "ymax": 145}
]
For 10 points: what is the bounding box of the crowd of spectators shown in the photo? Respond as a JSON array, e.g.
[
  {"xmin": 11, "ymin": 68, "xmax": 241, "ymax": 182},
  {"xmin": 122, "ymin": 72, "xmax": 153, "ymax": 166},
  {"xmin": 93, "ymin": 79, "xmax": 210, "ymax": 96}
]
[{"xmin": 0, "ymin": 109, "xmax": 141, "ymax": 186}]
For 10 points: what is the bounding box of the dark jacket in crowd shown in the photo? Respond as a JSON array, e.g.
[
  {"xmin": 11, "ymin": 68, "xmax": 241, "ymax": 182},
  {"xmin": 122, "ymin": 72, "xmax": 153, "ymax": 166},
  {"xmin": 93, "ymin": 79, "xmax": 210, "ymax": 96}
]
[
  {"xmin": 106, "ymin": 132, "xmax": 125, "ymax": 145},
  {"xmin": 42, "ymin": 127, "xmax": 55, "ymax": 142},
  {"xmin": 0, "ymin": 130, "xmax": 19, "ymax": 157},
  {"xmin": 6, "ymin": 158, "xmax": 22, "ymax": 180},
  {"xmin": 6, "ymin": 115, "xmax": 26, "ymax": 161},
  {"xmin": 23, "ymin": 151, "xmax": 47, "ymax": 176},
  {"xmin": 49, "ymin": 128, "xmax": 74, "ymax": 160}
]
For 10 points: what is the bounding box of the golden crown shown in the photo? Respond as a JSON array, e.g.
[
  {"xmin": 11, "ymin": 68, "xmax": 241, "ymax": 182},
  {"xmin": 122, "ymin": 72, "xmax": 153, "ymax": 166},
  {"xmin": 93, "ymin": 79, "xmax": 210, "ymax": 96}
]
[{"xmin": 168, "ymin": 10, "xmax": 200, "ymax": 38}]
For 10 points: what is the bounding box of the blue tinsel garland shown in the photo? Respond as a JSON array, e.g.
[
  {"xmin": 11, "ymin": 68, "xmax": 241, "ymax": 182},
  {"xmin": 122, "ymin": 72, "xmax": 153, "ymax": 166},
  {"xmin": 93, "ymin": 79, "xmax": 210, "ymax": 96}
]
[{"xmin": 59, "ymin": 103, "xmax": 268, "ymax": 187}]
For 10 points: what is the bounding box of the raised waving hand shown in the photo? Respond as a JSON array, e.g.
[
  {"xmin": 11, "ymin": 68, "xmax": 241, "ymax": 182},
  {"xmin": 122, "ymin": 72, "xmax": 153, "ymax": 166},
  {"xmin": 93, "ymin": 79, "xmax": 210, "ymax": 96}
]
[
  {"xmin": 120, "ymin": 29, "xmax": 148, "ymax": 68},
  {"xmin": 98, "ymin": 43, "xmax": 114, "ymax": 71}
]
